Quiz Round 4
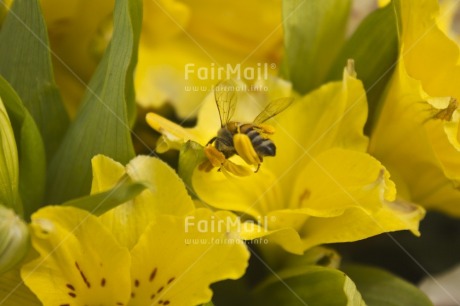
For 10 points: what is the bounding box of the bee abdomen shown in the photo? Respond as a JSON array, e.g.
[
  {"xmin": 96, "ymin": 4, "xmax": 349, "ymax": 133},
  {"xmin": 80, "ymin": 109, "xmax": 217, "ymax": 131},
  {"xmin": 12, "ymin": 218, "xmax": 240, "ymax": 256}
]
[
  {"xmin": 255, "ymin": 140, "xmax": 276, "ymax": 156},
  {"xmin": 247, "ymin": 129, "xmax": 276, "ymax": 157}
]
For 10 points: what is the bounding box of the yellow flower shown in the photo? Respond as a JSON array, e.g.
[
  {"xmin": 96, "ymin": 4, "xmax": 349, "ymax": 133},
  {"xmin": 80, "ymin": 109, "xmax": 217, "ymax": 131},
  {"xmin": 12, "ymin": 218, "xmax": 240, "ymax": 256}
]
[
  {"xmin": 135, "ymin": 0, "xmax": 283, "ymax": 118},
  {"xmin": 147, "ymin": 68, "xmax": 425, "ymax": 254},
  {"xmin": 0, "ymin": 0, "xmax": 12, "ymax": 24},
  {"xmin": 41, "ymin": 0, "xmax": 114, "ymax": 116},
  {"xmin": 369, "ymin": 0, "xmax": 460, "ymax": 216},
  {"xmin": 18, "ymin": 156, "xmax": 249, "ymax": 306},
  {"xmin": 41, "ymin": 0, "xmax": 283, "ymax": 118}
]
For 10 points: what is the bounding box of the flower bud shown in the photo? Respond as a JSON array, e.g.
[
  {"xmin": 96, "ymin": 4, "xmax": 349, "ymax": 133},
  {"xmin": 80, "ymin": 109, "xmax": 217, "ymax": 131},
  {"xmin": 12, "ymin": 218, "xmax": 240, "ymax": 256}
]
[{"xmin": 0, "ymin": 205, "xmax": 30, "ymax": 274}]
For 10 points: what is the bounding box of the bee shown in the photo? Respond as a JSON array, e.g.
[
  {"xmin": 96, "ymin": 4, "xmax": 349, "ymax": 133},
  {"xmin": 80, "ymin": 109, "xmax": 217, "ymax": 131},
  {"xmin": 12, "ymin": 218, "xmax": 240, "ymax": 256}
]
[{"xmin": 200, "ymin": 80, "xmax": 294, "ymax": 175}]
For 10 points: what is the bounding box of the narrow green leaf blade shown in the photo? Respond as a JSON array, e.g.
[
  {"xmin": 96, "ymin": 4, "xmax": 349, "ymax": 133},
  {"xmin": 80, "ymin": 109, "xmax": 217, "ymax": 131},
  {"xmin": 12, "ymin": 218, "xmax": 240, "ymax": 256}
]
[
  {"xmin": 253, "ymin": 266, "xmax": 366, "ymax": 306},
  {"xmin": 125, "ymin": 0, "xmax": 142, "ymax": 127},
  {"xmin": 0, "ymin": 76, "xmax": 46, "ymax": 218},
  {"xmin": 46, "ymin": 0, "xmax": 142, "ymax": 203},
  {"xmin": 0, "ymin": 0, "xmax": 69, "ymax": 159},
  {"xmin": 282, "ymin": 0, "xmax": 352, "ymax": 94},
  {"xmin": 343, "ymin": 265, "xmax": 433, "ymax": 306},
  {"xmin": 325, "ymin": 5, "xmax": 398, "ymax": 133},
  {"xmin": 62, "ymin": 177, "xmax": 147, "ymax": 216}
]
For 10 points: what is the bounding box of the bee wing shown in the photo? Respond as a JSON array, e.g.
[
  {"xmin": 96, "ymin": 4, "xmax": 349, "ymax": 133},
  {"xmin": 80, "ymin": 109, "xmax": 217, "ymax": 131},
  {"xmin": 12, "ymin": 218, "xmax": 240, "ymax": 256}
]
[
  {"xmin": 214, "ymin": 80, "xmax": 238, "ymax": 126},
  {"xmin": 253, "ymin": 97, "xmax": 294, "ymax": 124}
]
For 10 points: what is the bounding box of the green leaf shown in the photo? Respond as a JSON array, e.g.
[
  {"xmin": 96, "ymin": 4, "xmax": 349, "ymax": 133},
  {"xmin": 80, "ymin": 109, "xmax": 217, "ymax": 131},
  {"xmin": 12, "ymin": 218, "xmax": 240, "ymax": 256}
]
[
  {"xmin": 0, "ymin": 94, "xmax": 19, "ymax": 213},
  {"xmin": 276, "ymin": 246, "xmax": 341, "ymax": 271},
  {"xmin": 282, "ymin": 0, "xmax": 352, "ymax": 94},
  {"xmin": 46, "ymin": 0, "xmax": 142, "ymax": 203},
  {"xmin": 253, "ymin": 265, "xmax": 366, "ymax": 306},
  {"xmin": 0, "ymin": 76, "xmax": 46, "ymax": 218},
  {"xmin": 125, "ymin": 0, "xmax": 142, "ymax": 127},
  {"xmin": 178, "ymin": 141, "xmax": 205, "ymax": 195},
  {"xmin": 0, "ymin": 268, "xmax": 40, "ymax": 305},
  {"xmin": 343, "ymin": 265, "xmax": 433, "ymax": 306},
  {"xmin": 62, "ymin": 176, "xmax": 147, "ymax": 216},
  {"xmin": 0, "ymin": 0, "xmax": 69, "ymax": 159},
  {"xmin": 325, "ymin": 4, "xmax": 398, "ymax": 134}
]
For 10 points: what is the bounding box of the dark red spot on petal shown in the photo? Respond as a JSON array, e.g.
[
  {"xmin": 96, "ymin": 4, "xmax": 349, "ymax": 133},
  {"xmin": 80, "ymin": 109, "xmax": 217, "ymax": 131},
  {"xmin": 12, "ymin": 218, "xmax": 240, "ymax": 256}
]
[
  {"xmin": 66, "ymin": 284, "xmax": 75, "ymax": 291},
  {"xmin": 164, "ymin": 301, "xmax": 170, "ymax": 305},
  {"xmin": 150, "ymin": 294, "xmax": 156, "ymax": 300},
  {"xmin": 68, "ymin": 292, "xmax": 76, "ymax": 298},
  {"xmin": 75, "ymin": 262, "xmax": 91, "ymax": 288},
  {"xmin": 101, "ymin": 278, "xmax": 106, "ymax": 287},
  {"xmin": 131, "ymin": 292, "xmax": 135, "ymax": 298},
  {"xmin": 134, "ymin": 279, "xmax": 140, "ymax": 287},
  {"xmin": 157, "ymin": 286, "xmax": 164, "ymax": 293},
  {"xmin": 167, "ymin": 277, "xmax": 175, "ymax": 284},
  {"xmin": 149, "ymin": 268, "xmax": 157, "ymax": 282}
]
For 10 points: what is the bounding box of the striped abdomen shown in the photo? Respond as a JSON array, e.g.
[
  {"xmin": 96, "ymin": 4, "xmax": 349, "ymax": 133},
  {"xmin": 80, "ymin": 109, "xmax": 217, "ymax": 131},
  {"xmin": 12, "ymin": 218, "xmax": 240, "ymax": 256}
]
[{"xmin": 245, "ymin": 126, "xmax": 276, "ymax": 157}]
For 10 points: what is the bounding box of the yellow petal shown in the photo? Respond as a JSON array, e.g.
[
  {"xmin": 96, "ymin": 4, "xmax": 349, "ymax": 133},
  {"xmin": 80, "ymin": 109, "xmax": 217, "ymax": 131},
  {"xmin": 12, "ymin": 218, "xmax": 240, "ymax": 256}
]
[
  {"xmin": 90, "ymin": 155, "xmax": 126, "ymax": 193},
  {"xmin": 239, "ymin": 223, "xmax": 305, "ymax": 255},
  {"xmin": 99, "ymin": 156, "xmax": 195, "ymax": 249},
  {"xmin": 42, "ymin": 0, "xmax": 114, "ymax": 116},
  {"xmin": 136, "ymin": 38, "xmax": 279, "ymax": 118},
  {"xmin": 193, "ymin": 166, "xmax": 282, "ymax": 218},
  {"xmin": 289, "ymin": 148, "xmax": 395, "ymax": 217},
  {"xmin": 437, "ymin": 0, "xmax": 460, "ymax": 37},
  {"xmin": 0, "ymin": 0, "xmax": 12, "ymax": 24},
  {"xmin": 182, "ymin": 0, "xmax": 282, "ymax": 59},
  {"xmin": 128, "ymin": 209, "xmax": 250, "ymax": 306},
  {"xmin": 135, "ymin": 0, "xmax": 283, "ymax": 117},
  {"xmin": 222, "ymin": 159, "xmax": 254, "ymax": 177},
  {"xmin": 237, "ymin": 149, "xmax": 412, "ymax": 253},
  {"xmin": 370, "ymin": 0, "xmax": 460, "ymax": 216},
  {"xmin": 299, "ymin": 199, "xmax": 425, "ymax": 250},
  {"xmin": 267, "ymin": 69, "xmax": 368, "ymax": 193},
  {"xmin": 142, "ymin": 0, "xmax": 190, "ymax": 46},
  {"xmin": 21, "ymin": 206, "xmax": 131, "ymax": 306},
  {"xmin": 146, "ymin": 112, "xmax": 204, "ymax": 152},
  {"xmin": 397, "ymin": 0, "xmax": 460, "ymax": 98}
]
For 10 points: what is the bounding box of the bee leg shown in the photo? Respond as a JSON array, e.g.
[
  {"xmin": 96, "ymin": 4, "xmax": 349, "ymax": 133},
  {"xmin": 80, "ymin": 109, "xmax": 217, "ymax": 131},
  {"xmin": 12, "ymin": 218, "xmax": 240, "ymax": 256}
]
[
  {"xmin": 254, "ymin": 156, "xmax": 263, "ymax": 173},
  {"xmin": 206, "ymin": 137, "xmax": 217, "ymax": 146},
  {"xmin": 254, "ymin": 155, "xmax": 264, "ymax": 173}
]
